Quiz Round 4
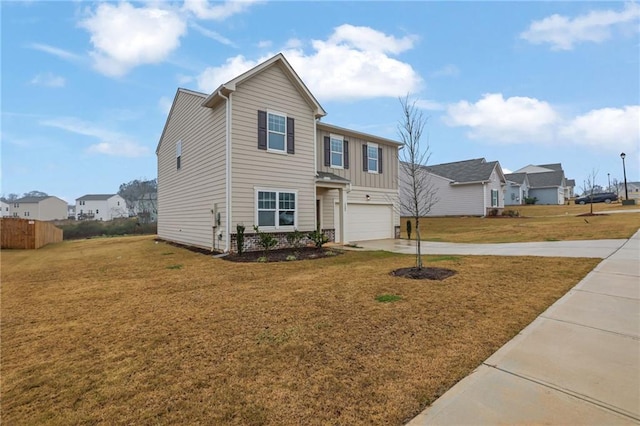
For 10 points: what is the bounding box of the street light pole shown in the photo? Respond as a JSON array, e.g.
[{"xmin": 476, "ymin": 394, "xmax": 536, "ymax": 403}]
[
  {"xmin": 608, "ymin": 173, "xmax": 611, "ymax": 192},
  {"xmin": 620, "ymin": 152, "xmax": 628, "ymax": 200}
]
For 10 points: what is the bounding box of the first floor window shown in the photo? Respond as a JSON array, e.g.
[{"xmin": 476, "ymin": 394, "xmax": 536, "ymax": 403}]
[
  {"xmin": 491, "ymin": 189, "xmax": 499, "ymax": 207},
  {"xmin": 257, "ymin": 190, "xmax": 296, "ymax": 228}
]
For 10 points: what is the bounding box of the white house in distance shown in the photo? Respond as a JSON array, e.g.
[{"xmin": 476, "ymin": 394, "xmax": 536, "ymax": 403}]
[
  {"xmin": 1, "ymin": 199, "xmax": 11, "ymax": 217},
  {"xmin": 76, "ymin": 194, "xmax": 128, "ymax": 221},
  {"xmin": 10, "ymin": 196, "xmax": 68, "ymax": 220}
]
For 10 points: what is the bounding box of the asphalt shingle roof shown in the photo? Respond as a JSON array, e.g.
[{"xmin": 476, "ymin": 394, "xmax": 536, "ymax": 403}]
[
  {"xmin": 423, "ymin": 158, "xmax": 500, "ymax": 183},
  {"xmin": 505, "ymin": 173, "xmax": 528, "ymax": 185},
  {"xmin": 537, "ymin": 163, "xmax": 563, "ymax": 172},
  {"xmin": 15, "ymin": 196, "xmax": 50, "ymax": 203},
  {"xmin": 527, "ymin": 171, "xmax": 565, "ymax": 188},
  {"xmin": 316, "ymin": 171, "xmax": 351, "ymax": 183},
  {"xmin": 77, "ymin": 194, "xmax": 117, "ymax": 201}
]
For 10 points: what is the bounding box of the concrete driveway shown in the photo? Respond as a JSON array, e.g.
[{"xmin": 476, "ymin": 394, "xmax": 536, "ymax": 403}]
[{"xmin": 352, "ymin": 238, "xmax": 627, "ymax": 258}]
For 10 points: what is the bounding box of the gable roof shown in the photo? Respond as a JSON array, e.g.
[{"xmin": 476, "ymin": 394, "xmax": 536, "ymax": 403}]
[
  {"xmin": 505, "ymin": 172, "xmax": 529, "ymax": 185},
  {"xmin": 527, "ymin": 171, "xmax": 565, "ymax": 188},
  {"xmin": 201, "ymin": 53, "xmax": 327, "ymax": 118},
  {"xmin": 424, "ymin": 158, "xmax": 504, "ymax": 184},
  {"xmin": 537, "ymin": 163, "xmax": 563, "ymax": 172},
  {"xmin": 77, "ymin": 194, "xmax": 118, "ymax": 201},
  {"xmin": 15, "ymin": 196, "xmax": 50, "ymax": 203},
  {"xmin": 566, "ymin": 179, "xmax": 576, "ymax": 187},
  {"xmin": 317, "ymin": 122, "xmax": 402, "ymax": 146}
]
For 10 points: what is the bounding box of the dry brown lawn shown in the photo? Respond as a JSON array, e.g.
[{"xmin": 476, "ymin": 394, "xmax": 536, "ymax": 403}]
[
  {"xmin": 402, "ymin": 206, "xmax": 640, "ymax": 243},
  {"xmin": 2, "ymin": 236, "xmax": 599, "ymax": 425}
]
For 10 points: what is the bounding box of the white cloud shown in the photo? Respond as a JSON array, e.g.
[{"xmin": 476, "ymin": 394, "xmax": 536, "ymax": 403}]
[
  {"xmin": 27, "ymin": 43, "xmax": 82, "ymax": 62},
  {"xmin": 182, "ymin": 0, "xmax": 261, "ymax": 20},
  {"xmin": 196, "ymin": 24, "xmax": 422, "ymax": 101},
  {"xmin": 177, "ymin": 74, "xmax": 194, "ymax": 85},
  {"xmin": 30, "ymin": 72, "xmax": 65, "ymax": 88},
  {"xmin": 257, "ymin": 40, "xmax": 272, "ymax": 49},
  {"xmin": 560, "ymin": 106, "xmax": 640, "ymax": 151},
  {"xmin": 284, "ymin": 38, "xmax": 303, "ymax": 49},
  {"xmin": 415, "ymin": 99, "xmax": 445, "ymax": 111},
  {"xmin": 40, "ymin": 117, "xmax": 149, "ymax": 157},
  {"xmin": 79, "ymin": 2, "xmax": 187, "ymax": 77},
  {"xmin": 502, "ymin": 168, "xmax": 513, "ymax": 175},
  {"xmin": 445, "ymin": 93, "xmax": 559, "ymax": 142},
  {"xmin": 190, "ymin": 22, "xmax": 236, "ymax": 46},
  {"xmin": 443, "ymin": 93, "xmax": 640, "ymax": 152},
  {"xmin": 520, "ymin": 3, "xmax": 640, "ymax": 50}
]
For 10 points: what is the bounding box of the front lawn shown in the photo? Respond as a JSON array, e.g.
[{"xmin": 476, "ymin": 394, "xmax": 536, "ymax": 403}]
[
  {"xmin": 1, "ymin": 236, "xmax": 599, "ymax": 425},
  {"xmin": 402, "ymin": 209, "xmax": 640, "ymax": 243}
]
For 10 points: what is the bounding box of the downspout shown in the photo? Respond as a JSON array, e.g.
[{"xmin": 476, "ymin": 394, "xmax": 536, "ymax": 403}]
[
  {"xmin": 313, "ymin": 118, "xmax": 318, "ymax": 230},
  {"xmin": 218, "ymin": 89, "xmax": 232, "ymax": 252},
  {"xmin": 483, "ymin": 182, "xmax": 487, "ymax": 216}
]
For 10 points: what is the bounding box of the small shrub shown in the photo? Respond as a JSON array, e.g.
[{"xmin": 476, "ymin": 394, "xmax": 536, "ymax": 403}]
[
  {"xmin": 524, "ymin": 196, "xmax": 538, "ymax": 205},
  {"xmin": 236, "ymin": 224, "xmax": 246, "ymax": 255},
  {"xmin": 285, "ymin": 254, "xmax": 297, "ymax": 261},
  {"xmin": 488, "ymin": 209, "xmax": 499, "ymax": 217},
  {"xmin": 375, "ymin": 294, "xmax": 402, "ymax": 303},
  {"xmin": 253, "ymin": 226, "xmax": 277, "ymax": 260},
  {"xmin": 502, "ymin": 209, "xmax": 520, "ymax": 217},
  {"xmin": 286, "ymin": 229, "xmax": 305, "ymax": 251},
  {"xmin": 308, "ymin": 229, "xmax": 329, "ymax": 248},
  {"xmin": 256, "ymin": 256, "xmax": 268, "ymax": 263},
  {"xmin": 406, "ymin": 219, "xmax": 412, "ymax": 240}
]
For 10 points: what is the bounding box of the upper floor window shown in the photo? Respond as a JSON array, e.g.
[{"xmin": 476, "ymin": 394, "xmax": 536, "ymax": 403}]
[
  {"xmin": 331, "ymin": 135, "xmax": 343, "ymax": 168},
  {"xmin": 268, "ymin": 112, "xmax": 286, "ymax": 152},
  {"xmin": 363, "ymin": 143, "xmax": 381, "ymax": 174},
  {"xmin": 258, "ymin": 110, "xmax": 295, "ymax": 154},
  {"xmin": 176, "ymin": 140, "xmax": 182, "ymax": 170}
]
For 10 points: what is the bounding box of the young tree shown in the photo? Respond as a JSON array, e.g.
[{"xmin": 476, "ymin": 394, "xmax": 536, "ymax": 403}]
[
  {"xmin": 581, "ymin": 169, "xmax": 599, "ymax": 215},
  {"xmin": 397, "ymin": 95, "xmax": 439, "ymax": 269},
  {"xmin": 23, "ymin": 190, "xmax": 48, "ymax": 198}
]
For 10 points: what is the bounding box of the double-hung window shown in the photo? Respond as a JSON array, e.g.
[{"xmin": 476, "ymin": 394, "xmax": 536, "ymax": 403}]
[
  {"xmin": 330, "ymin": 135, "xmax": 344, "ymax": 168},
  {"xmin": 267, "ymin": 112, "xmax": 286, "ymax": 152},
  {"xmin": 176, "ymin": 140, "xmax": 182, "ymax": 170},
  {"xmin": 367, "ymin": 143, "xmax": 379, "ymax": 173},
  {"xmin": 491, "ymin": 189, "xmax": 499, "ymax": 207},
  {"xmin": 257, "ymin": 190, "xmax": 296, "ymax": 228}
]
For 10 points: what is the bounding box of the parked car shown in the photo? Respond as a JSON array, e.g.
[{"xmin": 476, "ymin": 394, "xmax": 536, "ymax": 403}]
[{"xmin": 574, "ymin": 192, "xmax": 618, "ymax": 204}]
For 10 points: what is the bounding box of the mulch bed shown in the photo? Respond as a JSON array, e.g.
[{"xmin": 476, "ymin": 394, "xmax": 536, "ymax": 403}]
[
  {"xmin": 224, "ymin": 247, "xmax": 342, "ymax": 262},
  {"xmin": 576, "ymin": 213, "xmax": 609, "ymax": 217},
  {"xmin": 390, "ymin": 267, "xmax": 457, "ymax": 280}
]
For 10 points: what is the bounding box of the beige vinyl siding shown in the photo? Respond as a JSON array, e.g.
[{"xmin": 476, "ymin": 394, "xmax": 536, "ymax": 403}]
[
  {"xmin": 316, "ymin": 128, "xmax": 398, "ymax": 190},
  {"xmin": 157, "ymin": 90, "xmax": 227, "ymax": 251},
  {"xmin": 38, "ymin": 197, "xmax": 68, "ymax": 220},
  {"xmin": 230, "ymin": 63, "xmax": 316, "ymax": 231}
]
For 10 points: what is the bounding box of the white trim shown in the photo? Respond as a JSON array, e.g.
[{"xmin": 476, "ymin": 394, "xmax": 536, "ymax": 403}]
[
  {"xmin": 266, "ymin": 110, "xmax": 287, "ymax": 153},
  {"xmin": 367, "ymin": 142, "xmax": 379, "ymax": 174},
  {"xmin": 254, "ymin": 187, "xmax": 299, "ymax": 231},
  {"xmin": 329, "ymin": 133, "xmax": 344, "ymax": 169}
]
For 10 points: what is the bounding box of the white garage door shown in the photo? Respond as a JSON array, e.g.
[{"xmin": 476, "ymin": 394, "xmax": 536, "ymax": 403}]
[{"xmin": 343, "ymin": 203, "xmax": 393, "ymax": 242}]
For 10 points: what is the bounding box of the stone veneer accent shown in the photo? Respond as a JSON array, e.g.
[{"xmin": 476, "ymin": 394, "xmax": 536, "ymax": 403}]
[{"xmin": 230, "ymin": 228, "xmax": 336, "ymax": 253}]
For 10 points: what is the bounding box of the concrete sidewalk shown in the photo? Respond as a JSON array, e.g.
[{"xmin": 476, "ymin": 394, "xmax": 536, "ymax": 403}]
[
  {"xmin": 407, "ymin": 230, "xmax": 640, "ymax": 425},
  {"xmin": 352, "ymin": 238, "xmax": 627, "ymax": 258}
]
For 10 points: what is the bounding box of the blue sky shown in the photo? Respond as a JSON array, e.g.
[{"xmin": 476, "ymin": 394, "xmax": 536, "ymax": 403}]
[{"xmin": 2, "ymin": 0, "xmax": 639, "ymax": 203}]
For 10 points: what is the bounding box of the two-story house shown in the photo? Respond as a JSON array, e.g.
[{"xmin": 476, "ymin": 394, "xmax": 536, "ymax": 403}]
[
  {"xmin": 10, "ymin": 196, "xmax": 68, "ymax": 220},
  {"xmin": 1, "ymin": 199, "xmax": 11, "ymax": 217},
  {"xmin": 156, "ymin": 53, "xmax": 400, "ymax": 253},
  {"xmin": 76, "ymin": 194, "xmax": 128, "ymax": 221}
]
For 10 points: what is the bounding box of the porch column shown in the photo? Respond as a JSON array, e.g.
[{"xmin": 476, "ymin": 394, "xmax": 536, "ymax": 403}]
[{"xmin": 339, "ymin": 187, "xmax": 347, "ymax": 244}]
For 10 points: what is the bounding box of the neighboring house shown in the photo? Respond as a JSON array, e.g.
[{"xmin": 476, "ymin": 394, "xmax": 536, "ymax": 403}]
[
  {"xmin": 399, "ymin": 158, "xmax": 506, "ymax": 217},
  {"xmin": 76, "ymin": 194, "xmax": 128, "ymax": 221},
  {"xmin": 156, "ymin": 53, "xmax": 401, "ymax": 252},
  {"xmin": 504, "ymin": 173, "xmax": 530, "ymax": 205},
  {"xmin": 513, "ymin": 163, "xmax": 573, "ymax": 205},
  {"xmin": 68, "ymin": 205, "xmax": 76, "ymax": 220},
  {"xmin": 1, "ymin": 199, "xmax": 11, "ymax": 217},
  {"xmin": 10, "ymin": 196, "xmax": 68, "ymax": 220},
  {"xmin": 617, "ymin": 181, "xmax": 640, "ymax": 200}
]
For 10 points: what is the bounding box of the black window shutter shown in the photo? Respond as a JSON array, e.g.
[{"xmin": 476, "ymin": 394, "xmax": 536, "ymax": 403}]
[
  {"xmin": 362, "ymin": 144, "xmax": 368, "ymax": 172},
  {"xmin": 286, "ymin": 117, "xmax": 295, "ymax": 154},
  {"xmin": 257, "ymin": 110, "xmax": 267, "ymax": 150},
  {"xmin": 378, "ymin": 147, "xmax": 383, "ymax": 173},
  {"xmin": 344, "ymin": 140, "xmax": 349, "ymax": 169},
  {"xmin": 324, "ymin": 136, "xmax": 330, "ymax": 166}
]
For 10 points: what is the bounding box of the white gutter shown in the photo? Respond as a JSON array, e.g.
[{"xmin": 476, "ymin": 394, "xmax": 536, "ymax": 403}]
[{"xmin": 218, "ymin": 89, "xmax": 232, "ymax": 252}]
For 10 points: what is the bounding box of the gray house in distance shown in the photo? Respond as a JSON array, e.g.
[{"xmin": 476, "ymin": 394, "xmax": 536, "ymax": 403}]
[
  {"xmin": 504, "ymin": 173, "xmax": 530, "ymax": 205},
  {"xmin": 513, "ymin": 163, "xmax": 574, "ymax": 205}
]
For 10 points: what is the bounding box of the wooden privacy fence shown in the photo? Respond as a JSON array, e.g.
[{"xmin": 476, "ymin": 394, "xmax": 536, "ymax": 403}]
[{"xmin": 1, "ymin": 218, "xmax": 63, "ymax": 249}]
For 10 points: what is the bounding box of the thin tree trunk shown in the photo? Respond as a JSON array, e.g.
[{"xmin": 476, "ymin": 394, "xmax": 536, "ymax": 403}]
[{"xmin": 416, "ymin": 217, "xmax": 422, "ymax": 269}]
